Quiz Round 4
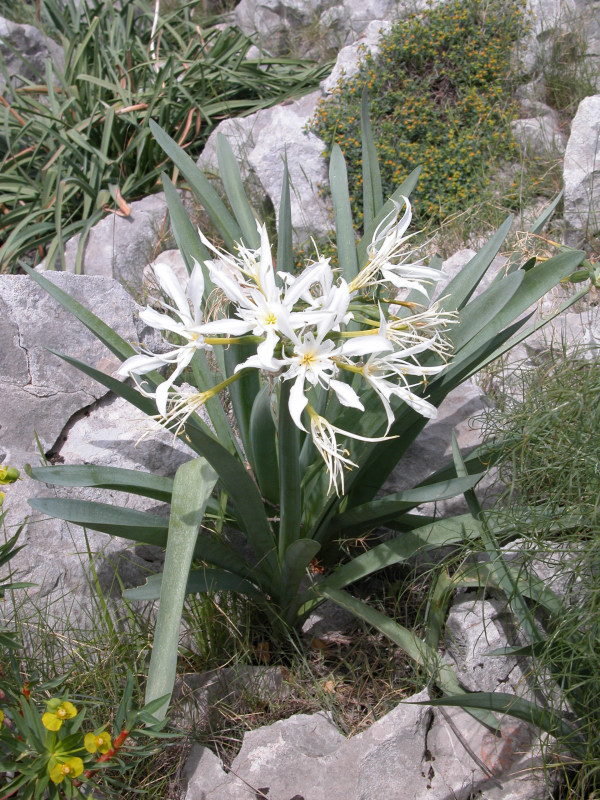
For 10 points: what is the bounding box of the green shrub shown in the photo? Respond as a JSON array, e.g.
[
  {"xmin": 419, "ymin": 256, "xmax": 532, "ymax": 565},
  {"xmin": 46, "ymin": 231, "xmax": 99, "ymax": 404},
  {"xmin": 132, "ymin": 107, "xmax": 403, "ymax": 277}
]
[{"xmin": 311, "ymin": 0, "xmax": 526, "ymax": 227}]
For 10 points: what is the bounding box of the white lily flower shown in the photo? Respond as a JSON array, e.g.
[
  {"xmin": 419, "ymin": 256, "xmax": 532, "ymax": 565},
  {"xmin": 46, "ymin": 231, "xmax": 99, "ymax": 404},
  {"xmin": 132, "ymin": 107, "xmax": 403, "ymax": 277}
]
[
  {"xmin": 386, "ymin": 304, "xmax": 457, "ymax": 360},
  {"xmin": 276, "ymin": 284, "xmax": 391, "ymax": 430},
  {"xmin": 349, "ymin": 198, "xmax": 442, "ymax": 296},
  {"xmin": 361, "ymin": 351, "xmax": 441, "ymax": 430},
  {"xmin": 117, "ymin": 260, "xmax": 245, "ymax": 417},
  {"xmin": 359, "ymin": 308, "xmax": 447, "ymax": 429}
]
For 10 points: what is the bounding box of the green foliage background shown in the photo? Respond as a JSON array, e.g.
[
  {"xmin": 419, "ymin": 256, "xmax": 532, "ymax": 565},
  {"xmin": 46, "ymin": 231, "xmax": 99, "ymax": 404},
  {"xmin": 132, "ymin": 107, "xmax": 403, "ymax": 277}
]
[{"xmin": 311, "ymin": 0, "xmax": 527, "ymax": 227}]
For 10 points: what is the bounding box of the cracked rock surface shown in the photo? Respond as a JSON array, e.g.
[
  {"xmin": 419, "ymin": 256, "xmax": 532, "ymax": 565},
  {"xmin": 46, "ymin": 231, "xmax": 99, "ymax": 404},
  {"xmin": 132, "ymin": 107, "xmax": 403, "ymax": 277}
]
[
  {"xmin": 0, "ymin": 273, "xmax": 191, "ymax": 628},
  {"xmin": 1, "ymin": 273, "xmax": 147, "ymax": 464},
  {"xmin": 183, "ymin": 687, "xmax": 547, "ymax": 800}
]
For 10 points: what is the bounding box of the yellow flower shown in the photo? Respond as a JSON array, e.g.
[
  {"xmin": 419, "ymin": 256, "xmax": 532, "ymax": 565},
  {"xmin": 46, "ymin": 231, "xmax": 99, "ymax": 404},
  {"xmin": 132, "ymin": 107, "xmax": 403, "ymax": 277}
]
[
  {"xmin": 42, "ymin": 699, "xmax": 78, "ymax": 731},
  {"xmin": 0, "ymin": 490, "xmax": 4, "ymax": 506},
  {"xmin": 49, "ymin": 757, "xmax": 84, "ymax": 784},
  {"xmin": 0, "ymin": 466, "xmax": 19, "ymax": 485},
  {"xmin": 84, "ymin": 731, "xmax": 111, "ymax": 754},
  {"xmin": 0, "ymin": 709, "xmax": 4, "ymax": 729}
]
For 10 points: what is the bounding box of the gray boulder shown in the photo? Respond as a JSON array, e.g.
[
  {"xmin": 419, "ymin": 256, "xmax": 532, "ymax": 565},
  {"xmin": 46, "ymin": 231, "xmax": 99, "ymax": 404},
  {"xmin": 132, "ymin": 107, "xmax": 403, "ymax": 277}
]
[
  {"xmin": 321, "ymin": 19, "xmax": 393, "ymax": 94},
  {"xmin": 40, "ymin": 193, "xmax": 173, "ymax": 294},
  {"xmin": 511, "ymin": 115, "xmax": 567, "ymax": 159},
  {"xmin": 518, "ymin": 0, "xmax": 577, "ymax": 75},
  {"xmin": 563, "ymin": 94, "xmax": 600, "ymax": 245},
  {"xmin": 183, "ymin": 685, "xmax": 547, "ymax": 800},
  {"xmin": 0, "ymin": 16, "xmax": 63, "ymax": 96},
  {"xmin": 233, "ymin": 0, "xmax": 409, "ymax": 57},
  {"xmin": 0, "ymin": 273, "xmax": 147, "ymax": 465},
  {"xmin": 197, "ymin": 91, "xmax": 332, "ymax": 248},
  {"xmin": 0, "ymin": 273, "xmax": 191, "ymax": 628},
  {"xmin": 444, "ymin": 596, "xmax": 531, "ymax": 695}
]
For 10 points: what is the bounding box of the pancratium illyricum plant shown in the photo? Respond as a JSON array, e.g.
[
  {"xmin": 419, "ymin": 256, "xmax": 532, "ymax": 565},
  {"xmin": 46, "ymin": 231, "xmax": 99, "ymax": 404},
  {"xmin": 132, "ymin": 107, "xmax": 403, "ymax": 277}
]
[
  {"xmin": 26, "ymin": 94, "xmax": 586, "ymax": 720},
  {"xmin": 118, "ymin": 197, "xmax": 456, "ymax": 495}
]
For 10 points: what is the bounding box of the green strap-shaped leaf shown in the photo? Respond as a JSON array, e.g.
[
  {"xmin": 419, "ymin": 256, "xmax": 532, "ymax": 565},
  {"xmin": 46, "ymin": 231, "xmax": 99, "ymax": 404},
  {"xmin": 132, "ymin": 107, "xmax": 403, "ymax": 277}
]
[
  {"xmin": 217, "ymin": 133, "xmax": 260, "ymax": 249},
  {"xmin": 22, "ymin": 264, "xmax": 136, "ymax": 361},
  {"xmin": 422, "ymin": 693, "xmax": 582, "ymax": 755},
  {"xmin": 26, "ymin": 465, "xmax": 174, "ymax": 503},
  {"xmin": 149, "ymin": 119, "xmax": 241, "ymax": 251},
  {"xmin": 280, "ymin": 538, "xmax": 321, "ymax": 624},
  {"xmin": 248, "ymin": 384, "xmax": 280, "ymax": 505},
  {"xmin": 278, "ymin": 380, "xmax": 302, "ymax": 559},
  {"xmin": 277, "ymin": 157, "xmax": 293, "ymax": 273},
  {"xmin": 360, "ymin": 88, "xmax": 383, "ymax": 231},
  {"xmin": 183, "ymin": 421, "xmax": 278, "ymax": 580},
  {"xmin": 189, "ymin": 350, "xmax": 240, "ymax": 458},
  {"xmin": 329, "ymin": 143, "xmax": 358, "ymax": 282},
  {"xmin": 331, "ymin": 474, "xmax": 483, "ymax": 538},
  {"xmin": 466, "ymin": 283, "xmax": 589, "ymax": 380},
  {"xmin": 161, "ymin": 172, "xmax": 211, "ymax": 279},
  {"xmin": 450, "ymin": 271, "xmax": 523, "ymax": 353},
  {"xmin": 457, "ymin": 249, "xmax": 584, "ymax": 361},
  {"xmin": 438, "ymin": 215, "xmax": 513, "ymax": 312},
  {"xmin": 124, "ymin": 567, "xmax": 262, "ymax": 602},
  {"xmin": 223, "ymin": 343, "xmax": 262, "ymax": 457},
  {"xmin": 316, "ymin": 515, "xmax": 485, "ymax": 598},
  {"xmin": 452, "ymin": 433, "xmax": 542, "ymax": 647},
  {"xmin": 28, "ymin": 497, "xmax": 169, "ymax": 545},
  {"xmin": 145, "ymin": 458, "xmax": 218, "ymax": 720}
]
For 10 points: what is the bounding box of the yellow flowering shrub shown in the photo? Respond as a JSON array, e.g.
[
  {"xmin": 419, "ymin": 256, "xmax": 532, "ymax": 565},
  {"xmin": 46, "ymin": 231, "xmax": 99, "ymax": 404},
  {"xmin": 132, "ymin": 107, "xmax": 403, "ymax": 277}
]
[{"xmin": 311, "ymin": 0, "xmax": 526, "ymax": 226}]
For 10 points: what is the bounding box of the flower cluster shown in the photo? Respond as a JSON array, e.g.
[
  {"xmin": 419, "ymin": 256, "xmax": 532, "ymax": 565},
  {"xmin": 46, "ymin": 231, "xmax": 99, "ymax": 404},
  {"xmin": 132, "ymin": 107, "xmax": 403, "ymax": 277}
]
[
  {"xmin": 119, "ymin": 198, "xmax": 456, "ymax": 493},
  {"xmin": 37, "ymin": 698, "xmax": 114, "ymax": 784}
]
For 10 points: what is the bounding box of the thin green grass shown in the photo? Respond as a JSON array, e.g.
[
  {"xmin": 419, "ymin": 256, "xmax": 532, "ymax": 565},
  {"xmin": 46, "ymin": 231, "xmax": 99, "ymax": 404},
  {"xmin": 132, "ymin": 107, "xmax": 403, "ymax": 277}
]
[{"xmin": 480, "ymin": 346, "xmax": 600, "ymax": 798}]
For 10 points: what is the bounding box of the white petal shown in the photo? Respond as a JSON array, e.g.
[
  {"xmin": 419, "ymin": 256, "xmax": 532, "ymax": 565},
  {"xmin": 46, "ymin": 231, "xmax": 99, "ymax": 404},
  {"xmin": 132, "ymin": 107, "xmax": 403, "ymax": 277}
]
[
  {"xmin": 339, "ymin": 334, "xmax": 393, "ymax": 358},
  {"xmin": 139, "ymin": 307, "xmax": 187, "ymax": 335},
  {"xmin": 117, "ymin": 353, "xmax": 169, "ymax": 376},
  {"xmin": 288, "ymin": 372, "xmax": 308, "ymax": 431},
  {"xmin": 208, "ymin": 262, "xmax": 252, "ymax": 309},
  {"xmin": 153, "ymin": 262, "xmax": 190, "ymax": 320},
  {"xmin": 329, "ymin": 379, "xmax": 364, "ymax": 411},
  {"xmin": 188, "ymin": 260, "xmax": 206, "ymax": 322}
]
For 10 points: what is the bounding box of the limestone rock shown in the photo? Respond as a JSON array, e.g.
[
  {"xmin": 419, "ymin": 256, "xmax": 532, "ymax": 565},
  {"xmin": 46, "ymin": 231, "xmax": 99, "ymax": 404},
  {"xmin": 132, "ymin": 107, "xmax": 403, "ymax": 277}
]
[
  {"xmin": 183, "ymin": 685, "xmax": 548, "ymax": 799},
  {"xmin": 518, "ymin": 0, "xmax": 577, "ymax": 74},
  {"xmin": 197, "ymin": 91, "xmax": 331, "ymax": 247},
  {"xmin": 321, "ymin": 19, "xmax": 393, "ymax": 94},
  {"xmin": 0, "ymin": 272, "xmax": 191, "ymax": 628},
  {"xmin": 40, "ymin": 193, "xmax": 172, "ymax": 292},
  {"xmin": 0, "ymin": 273, "xmax": 149, "ymax": 465},
  {"xmin": 233, "ymin": 0, "xmax": 408, "ymax": 57},
  {"xmin": 444, "ymin": 596, "xmax": 530, "ymax": 695},
  {"xmin": 512, "ymin": 115, "xmax": 567, "ymax": 158},
  {"xmin": 563, "ymin": 94, "xmax": 600, "ymax": 244},
  {"xmin": 0, "ymin": 16, "xmax": 63, "ymax": 96}
]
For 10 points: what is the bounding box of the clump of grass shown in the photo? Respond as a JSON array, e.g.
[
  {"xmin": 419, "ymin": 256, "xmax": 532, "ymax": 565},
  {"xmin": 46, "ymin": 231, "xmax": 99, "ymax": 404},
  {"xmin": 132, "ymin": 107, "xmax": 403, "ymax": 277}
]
[
  {"xmin": 311, "ymin": 0, "xmax": 527, "ymax": 228},
  {"xmin": 483, "ymin": 350, "xmax": 600, "ymax": 521},
  {"xmin": 542, "ymin": 29, "xmax": 598, "ymax": 124},
  {"xmin": 0, "ymin": 0, "xmax": 38, "ymax": 24},
  {"xmin": 0, "ymin": 0, "xmax": 330, "ymax": 272},
  {"xmin": 480, "ymin": 348, "xmax": 600, "ymax": 797}
]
